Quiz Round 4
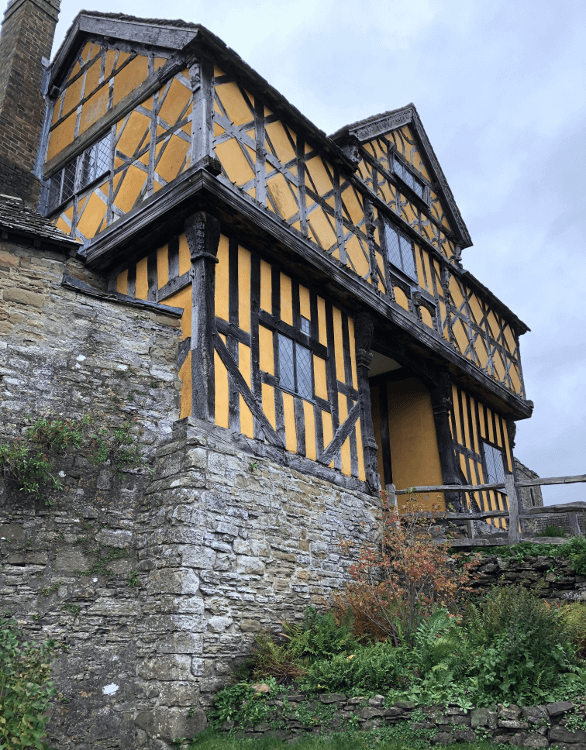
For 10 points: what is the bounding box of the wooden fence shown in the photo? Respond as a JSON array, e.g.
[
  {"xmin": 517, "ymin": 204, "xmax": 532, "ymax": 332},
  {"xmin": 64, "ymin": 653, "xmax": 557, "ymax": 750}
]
[{"xmin": 385, "ymin": 473, "xmax": 586, "ymax": 546}]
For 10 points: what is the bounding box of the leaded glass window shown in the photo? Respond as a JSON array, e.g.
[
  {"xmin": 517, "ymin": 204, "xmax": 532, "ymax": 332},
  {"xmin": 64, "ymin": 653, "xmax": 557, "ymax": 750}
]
[
  {"xmin": 383, "ymin": 220, "xmax": 417, "ymax": 281},
  {"xmin": 47, "ymin": 131, "xmax": 112, "ymax": 212},
  {"xmin": 483, "ymin": 442, "xmax": 506, "ymax": 485},
  {"xmin": 393, "ymin": 156, "xmax": 426, "ymax": 200},
  {"xmin": 278, "ymin": 331, "xmax": 313, "ymax": 400}
]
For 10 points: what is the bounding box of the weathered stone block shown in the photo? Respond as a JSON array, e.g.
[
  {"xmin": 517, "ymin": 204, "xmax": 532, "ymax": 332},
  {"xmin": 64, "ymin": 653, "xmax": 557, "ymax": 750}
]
[
  {"xmin": 148, "ymin": 568, "xmax": 199, "ymax": 595},
  {"xmin": 96, "ymin": 528, "xmax": 132, "ymax": 548},
  {"xmin": 54, "ymin": 549, "xmax": 88, "ymax": 572},
  {"xmin": 3, "ymin": 287, "xmax": 44, "ymax": 307},
  {"xmin": 135, "ymin": 707, "xmax": 207, "ymax": 741},
  {"xmin": 550, "ymin": 726, "xmax": 586, "ymax": 743},
  {"xmin": 235, "ymin": 555, "xmax": 265, "ymax": 574},
  {"xmin": 546, "ymin": 700, "xmax": 574, "ymax": 717},
  {"xmin": 138, "ymin": 654, "xmax": 192, "ymax": 681}
]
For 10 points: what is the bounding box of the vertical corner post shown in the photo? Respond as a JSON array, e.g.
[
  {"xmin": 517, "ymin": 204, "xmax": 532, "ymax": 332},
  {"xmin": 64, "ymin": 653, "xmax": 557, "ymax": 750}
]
[
  {"xmin": 354, "ymin": 311, "xmax": 380, "ymax": 493},
  {"xmin": 188, "ymin": 56, "xmax": 214, "ymax": 168},
  {"xmin": 430, "ymin": 370, "xmax": 462, "ymax": 513},
  {"xmin": 505, "ymin": 472, "xmax": 521, "ymax": 545},
  {"xmin": 184, "ymin": 211, "xmax": 221, "ymax": 422}
]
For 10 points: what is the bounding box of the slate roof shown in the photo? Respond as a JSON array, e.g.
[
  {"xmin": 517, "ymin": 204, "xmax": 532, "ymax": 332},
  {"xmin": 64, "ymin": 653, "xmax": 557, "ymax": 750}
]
[{"xmin": 0, "ymin": 195, "xmax": 79, "ymax": 247}]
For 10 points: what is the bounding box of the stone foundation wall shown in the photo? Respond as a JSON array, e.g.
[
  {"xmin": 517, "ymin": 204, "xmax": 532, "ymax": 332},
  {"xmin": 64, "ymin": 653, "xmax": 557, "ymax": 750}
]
[
  {"xmin": 224, "ymin": 693, "xmax": 583, "ymax": 748},
  {"xmin": 469, "ymin": 554, "xmax": 586, "ymax": 600},
  {"xmin": 0, "ymin": 240, "xmax": 380, "ymax": 749}
]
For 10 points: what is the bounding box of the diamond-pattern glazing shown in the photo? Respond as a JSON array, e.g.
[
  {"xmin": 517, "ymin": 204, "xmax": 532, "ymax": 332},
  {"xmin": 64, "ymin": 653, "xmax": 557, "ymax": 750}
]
[
  {"xmin": 296, "ymin": 343, "xmax": 313, "ymax": 399},
  {"xmin": 278, "ymin": 334, "xmax": 295, "ymax": 391},
  {"xmin": 483, "ymin": 442, "xmax": 506, "ymax": 484}
]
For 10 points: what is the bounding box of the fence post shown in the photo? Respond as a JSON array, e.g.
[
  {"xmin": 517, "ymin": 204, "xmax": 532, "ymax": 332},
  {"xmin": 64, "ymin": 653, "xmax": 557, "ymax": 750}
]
[
  {"xmin": 568, "ymin": 512, "xmax": 581, "ymax": 536},
  {"xmin": 505, "ymin": 473, "xmax": 521, "ymax": 544}
]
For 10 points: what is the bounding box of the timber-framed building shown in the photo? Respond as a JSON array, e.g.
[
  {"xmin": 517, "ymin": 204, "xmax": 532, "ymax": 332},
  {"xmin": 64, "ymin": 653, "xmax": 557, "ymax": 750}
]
[
  {"xmin": 0, "ymin": 1, "xmax": 533, "ymax": 746},
  {"xmin": 42, "ymin": 11, "xmax": 531, "ymax": 516}
]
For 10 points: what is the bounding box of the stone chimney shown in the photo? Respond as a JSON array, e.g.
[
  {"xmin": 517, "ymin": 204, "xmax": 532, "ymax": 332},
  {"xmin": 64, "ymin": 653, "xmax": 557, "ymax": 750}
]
[{"xmin": 0, "ymin": 0, "xmax": 60, "ymax": 205}]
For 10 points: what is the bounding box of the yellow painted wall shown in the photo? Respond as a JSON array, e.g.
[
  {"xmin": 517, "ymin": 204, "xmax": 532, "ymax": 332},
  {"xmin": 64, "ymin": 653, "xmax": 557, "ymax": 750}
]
[{"xmin": 375, "ymin": 377, "xmax": 445, "ymax": 512}]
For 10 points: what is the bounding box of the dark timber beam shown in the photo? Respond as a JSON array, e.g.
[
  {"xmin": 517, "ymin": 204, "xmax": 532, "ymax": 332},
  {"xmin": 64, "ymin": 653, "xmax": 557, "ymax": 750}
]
[
  {"xmin": 354, "ymin": 311, "xmax": 381, "ymax": 493},
  {"xmin": 184, "ymin": 210, "xmax": 221, "ymax": 421},
  {"xmin": 430, "ymin": 371, "xmax": 463, "ymax": 512}
]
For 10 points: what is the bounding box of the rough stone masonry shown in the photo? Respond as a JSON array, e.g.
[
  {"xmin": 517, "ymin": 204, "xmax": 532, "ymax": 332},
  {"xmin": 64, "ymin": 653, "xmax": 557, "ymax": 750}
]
[{"xmin": 0, "ymin": 233, "xmax": 380, "ymax": 748}]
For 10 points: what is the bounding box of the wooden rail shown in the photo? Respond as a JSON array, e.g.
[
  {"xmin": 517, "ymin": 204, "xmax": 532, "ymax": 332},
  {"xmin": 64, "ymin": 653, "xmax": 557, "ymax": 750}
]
[{"xmin": 386, "ymin": 473, "xmax": 586, "ymax": 546}]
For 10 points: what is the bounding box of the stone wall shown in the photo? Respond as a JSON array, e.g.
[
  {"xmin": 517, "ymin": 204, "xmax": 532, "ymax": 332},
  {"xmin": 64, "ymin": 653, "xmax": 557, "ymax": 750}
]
[
  {"xmin": 469, "ymin": 553, "xmax": 586, "ymax": 601},
  {"xmin": 223, "ymin": 692, "xmax": 583, "ymax": 749},
  {"xmin": 0, "ymin": 239, "xmax": 380, "ymax": 748}
]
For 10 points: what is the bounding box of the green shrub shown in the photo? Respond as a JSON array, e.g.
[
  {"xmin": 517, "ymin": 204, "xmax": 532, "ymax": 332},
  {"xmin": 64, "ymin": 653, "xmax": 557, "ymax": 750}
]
[
  {"xmin": 464, "ymin": 586, "xmax": 576, "ymax": 704},
  {"xmin": 0, "ymin": 621, "xmax": 61, "ymax": 748},
  {"xmin": 281, "ymin": 607, "xmax": 359, "ymax": 663},
  {"xmin": 536, "ymin": 525, "xmax": 567, "ymax": 537},
  {"xmin": 305, "ymin": 640, "xmax": 413, "ymax": 693},
  {"xmin": 561, "ymin": 602, "xmax": 586, "ymax": 657},
  {"xmin": 484, "ymin": 536, "xmax": 586, "ymax": 574}
]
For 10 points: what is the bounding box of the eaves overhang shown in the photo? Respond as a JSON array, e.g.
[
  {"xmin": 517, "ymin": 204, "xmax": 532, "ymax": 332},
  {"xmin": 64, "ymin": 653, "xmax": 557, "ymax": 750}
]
[{"xmin": 79, "ymin": 162, "xmax": 532, "ymax": 421}]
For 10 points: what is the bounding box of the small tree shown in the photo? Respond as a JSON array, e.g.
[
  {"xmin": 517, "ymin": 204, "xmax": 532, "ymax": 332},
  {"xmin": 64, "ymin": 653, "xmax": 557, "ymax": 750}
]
[{"xmin": 337, "ymin": 493, "xmax": 476, "ymax": 646}]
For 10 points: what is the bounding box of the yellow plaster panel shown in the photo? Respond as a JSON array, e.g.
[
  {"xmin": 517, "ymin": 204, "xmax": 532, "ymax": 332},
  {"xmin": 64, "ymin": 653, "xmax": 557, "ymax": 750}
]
[
  {"xmin": 113, "ymin": 164, "xmax": 146, "ymax": 213},
  {"xmin": 215, "ymin": 235, "xmax": 229, "ymax": 321},
  {"xmin": 213, "ymin": 66, "xmax": 225, "ymax": 78},
  {"xmin": 116, "ymin": 269, "xmax": 128, "ymax": 295},
  {"xmin": 486, "ymin": 406, "xmax": 495, "ymax": 444},
  {"xmin": 135, "ymin": 257, "xmax": 148, "ymax": 300},
  {"xmin": 468, "ymin": 292, "xmax": 483, "ymax": 325},
  {"xmin": 239, "ymin": 343, "xmax": 254, "ymax": 438},
  {"xmin": 158, "ymin": 77, "xmax": 192, "ymax": 127},
  {"xmin": 76, "ymin": 190, "xmax": 107, "ymax": 239},
  {"xmin": 156, "ymin": 135, "xmax": 190, "ymax": 184},
  {"xmin": 307, "ymin": 206, "xmax": 337, "ymax": 251},
  {"xmin": 348, "ymin": 317, "xmax": 358, "ymax": 389},
  {"xmin": 215, "ymin": 137, "xmax": 255, "ymax": 186},
  {"xmin": 216, "ymin": 81, "xmax": 254, "ymax": 127},
  {"xmin": 84, "ymin": 59, "xmax": 101, "ymax": 98},
  {"xmin": 163, "ymin": 287, "xmax": 191, "ymax": 339},
  {"xmin": 453, "ymin": 318, "xmax": 470, "ymax": 355},
  {"xmin": 452, "ymin": 384, "xmax": 463, "ymax": 446},
  {"xmin": 305, "ymin": 156, "xmax": 333, "ymax": 198},
  {"xmin": 338, "ymin": 395, "xmax": 351, "ymax": 476},
  {"xmin": 157, "ymin": 245, "xmax": 169, "ymax": 288},
  {"xmin": 475, "ymin": 336, "xmax": 489, "ymax": 369},
  {"xmin": 280, "ymin": 273, "xmax": 293, "ymax": 325},
  {"xmin": 332, "ymin": 307, "xmax": 345, "ymax": 383},
  {"xmin": 55, "ymin": 215, "xmax": 70, "ymax": 234},
  {"xmin": 322, "ymin": 410, "xmax": 334, "ymax": 468},
  {"xmin": 299, "ymin": 285, "xmax": 310, "ymax": 320},
  {"xmin": 47, "ymin": 112, "xmax": 76, "ymax": 161},
  {"xmin": 51, "ymin": 93, "xmax": 63, "ymax": 126},
  {"xmin": 313, "ymin": 356, "xmax": 327, "ymax": 400},
  {"xmin": 266, "ymin": 173, "xmax": 298, "ymax": 220},
  {"xmin": 259, "ymin": 325, "xmax": 274, "ymax": 374},
  {"xmin": 260, "ymin": 258, "xmax": 272, "ymax": 312},
  {"xmin": 394, "ymin": 286, "xmax": 410, "ymax": 311},
  {"xmin": 104, "ymin": 49, "xmax": 117, "ymax": 79},
  {"xmin": 303, "ymin": 401, "xmax": 316, "ymax": 461},
  {"xmin": 62, "ymin": 74, "xmax": 83, "ymax": 119},
  {"xmin": 178, "ymin": 234, "xmax": 190, "ymax": 275},
  {"xmin": 283, "ymin": 392, "xmax": 296, "ymax": 453},
  {"xmin": 238, "ymin": 245, "xmax": 251, "ymax": 332},
  {"xmin": 503, "ymin": 326, "xmax": 516, "ymax": 353},
  {"xmin": 478, "ymin": 401, "xmax": 487, "ymax": 440},
  {"xmin": 341, "ymin": 186, "xmax": 363, "ymax": 228},
  {"xmin": 265, "ymin": 120, "xmax": 296, "ymax": 164},
  {"xmin": 449, "ymin": 276, "xmax": 465, "ymax": 311},
  {"xmin": 117, "ymin": 110, "xmax": 151, "ymax": 159},
  {"xmin": 262, "ymin": 383, "xmax": 276, "ymax": 428},
  {"xmin": 79, "ymin": 87, "xmax": 109, "ymax": 134},
  {"xmin": 345, "ymin": 235, "xmax": 369, "ymax": 278},
  {"xmin": 113, "ymin": 55, "xmax": 149, "ymax": 107},
  {"xmin": 421, "ymin": 307, "xmax": 434, "ymax": 329},
  {"xmin": 510, "ymin": 365, "xmax": 522, "ymax": 394},
  {"xmin": 214, "ymin": 351, "xmax": 229, "ymax": 428},
  {"xmin": 214, "ymin": 122, "xmax": 225, "ymax": 138},
  {"xmin": 493, "ymin": 351, "xmax": 506, "ymax": 382},
  {"xmin": 487, "ymin": 310, "xmax": 500, "ymax": 339}
]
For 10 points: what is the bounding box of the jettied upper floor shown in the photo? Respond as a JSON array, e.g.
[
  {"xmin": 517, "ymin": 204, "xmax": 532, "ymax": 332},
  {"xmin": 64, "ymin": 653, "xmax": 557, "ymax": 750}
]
[{"xmin": 39, "ymin": 11, "xmax": 532, "ymax": 495}]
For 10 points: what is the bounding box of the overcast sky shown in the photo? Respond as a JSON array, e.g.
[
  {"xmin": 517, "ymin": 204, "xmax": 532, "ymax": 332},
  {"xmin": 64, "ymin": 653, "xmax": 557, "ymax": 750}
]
[{"xmin": 51, "ymin": 0, "xmax": 586, "ymax": 504}]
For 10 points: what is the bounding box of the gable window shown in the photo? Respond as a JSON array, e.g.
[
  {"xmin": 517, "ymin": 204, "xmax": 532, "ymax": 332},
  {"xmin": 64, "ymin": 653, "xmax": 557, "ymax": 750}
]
[
  {"xmin": 47, "ymin": 132, "xmax": 112, "ymax": 212},
  {"xmin": 482, "ymin": 441, "xmax": 506, "ymax": 485},
  {"xmin": 393, "ymin": 155, "xmax": 429, "ymax": 203},
  {"xmin": 277, "ymin": 316, "xmax": 313, "ymax": 400},
  {"xmin": 382, "ymin": 219, "xmax": 417, "ymax": 281}
]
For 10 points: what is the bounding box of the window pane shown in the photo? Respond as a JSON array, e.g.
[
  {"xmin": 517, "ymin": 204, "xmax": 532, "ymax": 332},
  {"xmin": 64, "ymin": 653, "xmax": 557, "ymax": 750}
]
[
  {"xmin": 300, "ymin": 317, "xmax": 310, "ymax": 335},
  {"xmin": 80, "ymin": 133, "xmax": 111, "ymax": 189},
  {"xmin": 278, "ymin": 334, "xmax": 295, "ymax": 391},
  {"xmin": 62, "ymin": 160, "xmax": 76, "ymax": 202},
  {"xmin": 399, "ymin": 235, "xmax": 417, "ymax": 280},
  {"xmin": 384, "ymin": 222, "xmax": 402, "ymax": 271},
  {"xmin": 483, "ymin": 443, "xmax": 506, "ymax": 484},
  {"xmin": 403, "ymin": 169, "xmax": 414, "ymax": 189},
  {"xmin": 48, "ymin": 173, "xmax": 61, "ymax": 210},
  {"xmin": 413, "ymin": 179, "xmax": 423, "ymax": 199},
  {"xmin": 393, "ymin": 157, "xmax": 404, "ymax": 181},
  {"xmin": 296, "ymin": 343, "xmax": 313, "ymax": 399}
]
